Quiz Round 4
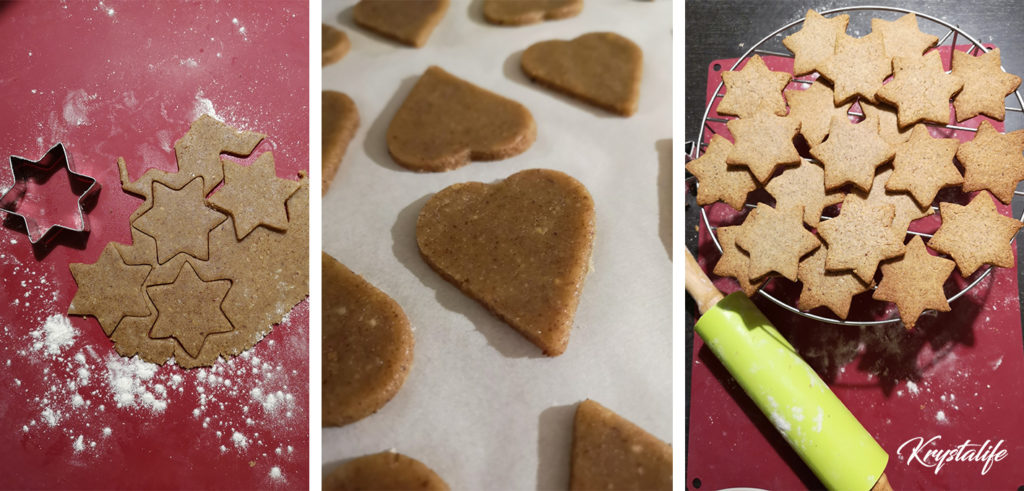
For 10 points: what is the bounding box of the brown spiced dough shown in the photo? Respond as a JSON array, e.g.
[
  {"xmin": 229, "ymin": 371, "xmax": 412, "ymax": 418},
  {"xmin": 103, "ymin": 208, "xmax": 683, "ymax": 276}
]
[
  {"xmin": 570, "ymin": 399, "xmax": 672, "ymax": 491},
  {"xmin": 324, "ymin": 452, "xmax": 448, "ymax": 491},
  {"xmin": 353, "ymin": 0, "xmax": 449, "ymax": 48},
  {"xmin": 483, "ymin": 0, "xmax": 582, "ymax": 25},
  {"xmin": 323, "ymin": 91, "xmax": 360, "ymax": 194},
  {"xmin": 322, "ymin": 24, "xmax": 350, "ymax": 66}
]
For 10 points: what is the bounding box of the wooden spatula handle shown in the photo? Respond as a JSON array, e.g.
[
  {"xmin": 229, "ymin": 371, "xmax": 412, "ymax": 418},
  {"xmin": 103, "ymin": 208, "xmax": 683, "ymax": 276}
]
[{"xmin": 684, "ymin": 248, "xmax": 724, "ymax": 314}]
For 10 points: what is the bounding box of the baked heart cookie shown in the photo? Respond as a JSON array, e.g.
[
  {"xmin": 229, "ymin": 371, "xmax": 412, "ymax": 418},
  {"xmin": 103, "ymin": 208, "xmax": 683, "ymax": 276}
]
[
  {"xmin": 483, "ymin": 0, "xmax": 582, "ymax": 25},
  {"xmin": 322, "ymin": 24, "xmax": 350, "ymax": 66},
  {"xmin": 416, "ymin": 169, "xmax": 595, "ymax": 356},
  {"xmin": 322, "ymin": 252, "xmax": 414, "ymax": 427},
  {"xmin": 570, "ymin": 399, "xmax": 672, "ymax": 491},
  {"xmin": 323, "ymin": 91, "xmax": 360, "ymax": 194},
  {"xmin": 324, "ymin": 452, "xmax": 448, "ymax": 491},
  {"xmin": 388, "ymin": 66, "xmax": 536, "ymax": 172},
  {"xmin": 521, "ymin": 32, "xmax": 643, "ymax": 116},
  {"xmin": 353, "ymin": 0, "xmax": 449, "ymax": 48}
]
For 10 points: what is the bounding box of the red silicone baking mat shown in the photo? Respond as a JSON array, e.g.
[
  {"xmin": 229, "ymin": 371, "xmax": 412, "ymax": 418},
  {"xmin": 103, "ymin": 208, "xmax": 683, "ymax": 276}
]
[
  {"xmin": 0, "ymin": 2, "xmax": 309, "ymax": 489},
  {"xmin": 686, "ymin": 50, "xmax": 1024, "ymax": 489}
]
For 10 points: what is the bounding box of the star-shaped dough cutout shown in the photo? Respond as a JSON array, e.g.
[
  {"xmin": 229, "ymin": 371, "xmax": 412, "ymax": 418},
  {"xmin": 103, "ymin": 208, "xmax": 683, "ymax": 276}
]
[
  {"xmin": 873, "ymin": 235, "xmax": 954, "ymax": 329},
  {"xmin": 877, "ymin": 50, "xmax": 963, "ymax": 127},
  {"xmin": 208, "ymin": 152, "xmax": 299, "ymax": 240},
  {"xmin": 782, "ymin": 9, "xmax": 850, "ymax": 76},
  {"xmin": 861, "ymin": 101, "xmax": 912, "ymax": 146},
  {"xmin": 818, "ymin": 197, "xmax": 905, "ymax": 282},
  {"xmin": 810, "ymin": 114, "xmax": 895, "ymax": 192},
  {"xmin": 712, "ymin": 226, "xmax": 768, "ymax": 296},
  {"xmin": 133, "ymin": 177, "xmax": 227, "ymax": 264},
  {"xmin": 735, "ymin": 203, "xmax": 820, "ymax": 281},
  {"xmin": 725, "ymin": 108, "xmax": 801, "ymax": 183},
  {"xmin": 717, "ymin": 55, "xmax": 791, "ymax": 118},
  {"xmin": 848, "ymin": 166, "xmax": 933, "ymax": 238},
  {"xmin": 797, "ymin": 244, "xmax": 872, "ymax": 319},
  {"xmin": 928, "ymin": 191, "xmax": 1023, "ymax": 276},
  {"xmin": 173, "ymin": 114, "xmax": 266, "ymax": 196},
  {"xmin": 68, "ymin": 243, "xmax": 152, "ymax": 336},
  {"xmin": 952, "ymin": 48, "xmax": 1022, "ymax": 122},
  {"xmin": 956, "ymin": 120, "xmax": 1024, "ymax": 204},
  {"xmin": 871, "ymin": 13, "xmax": 938, "ymax": 62},
  {"xmin": 885, "ymin": 124, "xmax": 962, "ymax": 207},
  {"xmin": 686, "ymin": 135, "xmax": 757, "ymax": 211},
  {"xmin": 786, "ymin": 80, "xmax": 852, "ymax": 146},
  {"xmin": 147, "ymin": 261, "xmax": 234, "ymax": 358},
  {"xmin": 818, "ymin": 32, "xmax": 892, "ymax": 104},
  {"xmin": 766, "ymin": 158, "xmax": 844, "ymax": 227}
]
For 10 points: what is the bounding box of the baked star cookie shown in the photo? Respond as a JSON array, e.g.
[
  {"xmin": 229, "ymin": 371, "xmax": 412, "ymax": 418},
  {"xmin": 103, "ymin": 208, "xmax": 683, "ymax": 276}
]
[
  {"xmin": 322, "ymin": 91, "xmax": 360, "ymax": 194},
  {"xmin": 797, "ymin": 245, "xmax": 872, "ymax": 319},
  {"xmin": 782, "ymin": 9, "xmax": 850, "ymax": 76},
  {"xmin": 483, "ymin": 0, "xmax": 582, "ymax": 26},
  {"xmin": 870, "ymin": 13, "xmax": 938, "ymax": 62},
  {"xmin": 785, "ymin": 80, "xmax": 852, "ymax": 146},
  {"xmin": 873, "ymin": 235, "xmax": 954, "ymax": 329},
  {"xmin": 416, "ymin": 169, "xmax": 595, "ymax": 357},
  {"xmin": 765, "ymin": 158, "xmax": 844, "ymax": 227},
  {"xmin": 712, "ymin": 226, "xmax": 768, "ymax": 297},
  {"xmin": 848, "ymin": 166, "xmax": 933, "ymax": 238},
  {"xmin": 725, "ymin": 107, "xmax": 801, "ymax": 183},
  {"xmin": 861, "ymin": 101, "xmax": 913, "ymax": 146},
  {"xmin": 818, "ymin": 32, "xmax": 891, "ymax": 104},
  {"xmin": 717, "ymin": 55, "xmax": 791, "ymax": 119},
  {"xmin": 324, "ymin": 452, "xmax": 448, "ymax": 491},
  {"xmin": 956, "ymin": 120, "xmax": 1024, "ymax": 204},
  {"xmin": 685, "ymin": 135, "xmax": 757, "ymax": 211},
  {"xmin": 876, "ymin": 50, "xmax": 963, "ymax": 127},
  {"xmin": 570, "ymin": 400, "xmax": 672, "ymax": 491},
  {"xmin": 817, "ymin": 197, "xmax": 905, "ymax": 282},
  {"xmin": 388, "ymin": 66, "xmax": 536, "ymax": 172},
  {"xmin": 323, "ymin": 252, "xmax": 414, "ymax": 427},
  {"xmin": 952, "ymin": 48, "xmax": 1022, "ymax": 122},
  {"xmin": 928, "ymin": 191, "xmax": 1023, "ymax": 276},
  {"xmin": 810, "ymin": 114, "xmax": 895, "ymax": 192},
  {"xmin": 735, "ymin": 203, "xmax": 821, "ymax": 281},
  {"xmin": 353, "ymin": 0, "xmax": 449, "ymax": 48},
  {"xmin": 521, "ymin": 32, "xmax": 643, "ymax": 116},
  {"xmin": 322, "ymin": 24, "xmax": 350, "ymax": 66},
  {"xmin": 885, "ymin": 124, "xmax": 962, "ymax": 207}
]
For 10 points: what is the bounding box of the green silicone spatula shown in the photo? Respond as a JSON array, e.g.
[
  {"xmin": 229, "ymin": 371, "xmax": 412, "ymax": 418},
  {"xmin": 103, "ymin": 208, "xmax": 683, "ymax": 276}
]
[{"xmin": 685, "ymin": 248, "xmax": 892, "ymax": 491}]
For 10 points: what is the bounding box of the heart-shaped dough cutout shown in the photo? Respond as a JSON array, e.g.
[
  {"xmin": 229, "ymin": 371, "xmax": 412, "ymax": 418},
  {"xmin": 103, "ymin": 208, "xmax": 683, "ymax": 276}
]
[
  {"xmin": 353, "ymin": 0, "xmax": 449, "ymax": 48},
  {"xmin": 522, "ymin": 32, "xmax": 643, "ymax": 116},
  {"xmin": 388, "ymin": 66, "xmax": 536, "ymax": 172},
  {"xmin": 483, "ymin": 0, "xmax": 583, "ymax": 26},
  {"xmin": 322, "ymin": 252, "xmax": 414, "ymax": 426},
  {"xmin": 416, "ymin": 169, "xmax": 594, "ymax": 356},
  {"xmin": 322, "ymin": 91, "xmax": 360, "ymax": 194}
]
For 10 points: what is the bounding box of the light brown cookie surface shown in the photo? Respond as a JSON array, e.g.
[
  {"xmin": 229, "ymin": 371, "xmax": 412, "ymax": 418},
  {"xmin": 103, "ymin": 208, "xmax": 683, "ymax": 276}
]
[
  {"xmin": 322, "ymin": 24, "xmax": 350, "ymax": 66},
  {"xmin": 570, "ymin": 399, "xmax": 672, "ymax": 491},
  {"xmin": 848, "ymin": 166, "xmax": 933, "ymax": 238},
  {"xmin": 521, "ymin": 32, "xmax": 643, "ymax": 116},
  {"xmin": 483, "ymin": 0, "xmax": 582, "ymax": 25},
  {"xmin": 324, "ymin": 452, "xmax": 448, "ymax": 491},
  {"xmin": 717, "ymin": 54, "xmax": 791, "ymax": 118},
  {"xmin": 818, "ymin": 32, "xmax": 891, "ymax": 104},
  {"xmin": 785, "ymin": 80, "xmax": 852, "ymax": 147},
  {"xmin": 725, "ymin": 107, "xmax": 801, "ymax": 184},
  {"xmin": 817, "ymin": 197, "xmax": 905, "ymax": 282},
  {"xmin": 885, "ymin": 124, "xmax": 962, "ymax": 207},
  {"xmin": 797, "ymin": 245, "xmax": 872, "ymax": 319},
  {"xmin": 735, "ymin": 203, "xmax": 820, "ymax": 282},
  {"xmin": 952, "ymin": 48, "xmax": 1022, "ymax": 122},
  {"xmin": 685, "ymin": 135, "xmax": 756, "ymax": 211},
  {"xmin": 416, "ymin": 169, "xmax": 594, "ymax": 357},
  {"xmin": 132, "ymin": 177, "xmax": 227, "ymax": 264},
  {"xmin": 765, "ymin": 158, "xmax": 844, "ymax": 227},
  {"xmin": 68, "ymin": 243, "xmax": 152, "ymax": 336},
  {"xmin": 353, "ymin": 0, "xmax": 449, "ymax": 48},
  {"xmin": 208, "ymin": 152, "xmax": 300, "ymax": 240},
  {"xmin": 928, "ymin": 191, "xmax": 1023, "ymax": 276},
  {"xmin": 876, "ymin": 50, "xmax": 963, "ymax": 127},
  {"xmin": 809, "ymin": 114, "xmax": 895, "ymax": 192},
  {"xmin": 782, "ymin": 9, "xmax": 849, "ymax": 76},
  {"xmin": 873, "ymin": 235, "xmax": 954, "ymax": 329},
  {"xmin": 956, "ymin": 120, "xmax": 1024, "ymax": 204},
  {"xmin": 323, "ymin": 91, "xmax": 360, "ymax": 194},
  {"xmin": 322, "ymin": 252, "xmax": 413, "ymax": 427},
  {"xmin": 712, "ymin": 226, "xmax": 767, "ymax": 297},
  {"xmin": 388, "ymin": 66, "xmax": 536, "ymax": 172},
  {"xmin": 861, "ymin": 101, "xmax": 913, "ymax": 146},
  {"xmin": 871, "ymin": 13, "xmax": 938, "ymax": 62}
]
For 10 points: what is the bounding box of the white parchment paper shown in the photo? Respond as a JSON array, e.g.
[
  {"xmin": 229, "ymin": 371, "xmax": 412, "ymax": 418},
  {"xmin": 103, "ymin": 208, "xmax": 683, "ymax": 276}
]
[{"xmin": 322, "ymin": 1, "xmax": 672, "ymax": 488}]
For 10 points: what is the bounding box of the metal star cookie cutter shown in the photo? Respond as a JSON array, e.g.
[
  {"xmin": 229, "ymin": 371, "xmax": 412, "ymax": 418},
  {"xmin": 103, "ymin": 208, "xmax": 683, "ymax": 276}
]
[{"xmin": 0, "ymin": 142, "xmax": 101, "ymax": 244}]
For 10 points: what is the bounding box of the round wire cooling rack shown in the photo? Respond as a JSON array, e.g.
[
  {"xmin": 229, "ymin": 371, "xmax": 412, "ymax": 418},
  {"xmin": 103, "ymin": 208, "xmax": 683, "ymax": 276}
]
[{"xmin": 691, "ymin": 5, "xmax": 1024, "ymax": 326}]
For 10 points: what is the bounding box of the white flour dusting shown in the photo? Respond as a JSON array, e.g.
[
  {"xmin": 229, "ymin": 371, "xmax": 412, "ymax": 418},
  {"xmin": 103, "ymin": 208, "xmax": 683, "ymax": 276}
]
[
  {"xmin": 62, "ymin": 89, "xmax": 97, "ymax": 127},
  {"xmin": 936, "ymin": 410, "xmax": 948, "ymax": 424},
  {"xmin": 30, "ymin": 315, "xmax": 76, "ymax": 355},
  {"xmin": 269, "ymin": 467, "xmax": 283, "ymax": 480},
  {"xmin": 906, "ymin": 381, "xmax": 920, "ymax": 395}
]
